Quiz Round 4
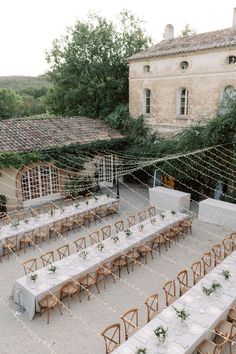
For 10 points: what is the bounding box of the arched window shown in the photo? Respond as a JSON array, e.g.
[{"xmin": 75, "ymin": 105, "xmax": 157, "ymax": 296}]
[
  {"xmin": 21, "ymin": 165, "xmax": 60, "ymax": 202},
  {"xmin": 177, "ymin": 88, "xmax": 189, "ymax": 116},
  {"xmin": 144, "ymin": 89, "xmax": 151, "ymax": 114}
]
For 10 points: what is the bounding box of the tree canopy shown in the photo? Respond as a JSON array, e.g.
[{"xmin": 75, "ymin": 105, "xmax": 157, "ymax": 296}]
[
  {"xmin": 179, "ymin": 24, "xmax": 197, "ymax": 37},
  {"xmin": 46, "ymin": 11, "xmax": 152, "ymax": 118},
  {"xmin": 0, "ymin": 88, "xmax": 23, "ymax": 119}
]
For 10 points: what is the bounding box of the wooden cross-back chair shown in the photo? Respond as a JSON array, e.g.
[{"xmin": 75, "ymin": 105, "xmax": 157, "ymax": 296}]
[
  {"xmin": 78, "ymin": 272, "xmax": 100, "ymax": 300},
  {"xmin": 121, "ymin": 308, "xmax": 139, "ymax": 340},
  {"xmin": 148, "ymin": 206, "xmax": 156, "ymax": 218},
  {"xmin": 96, "ymin": 205, "xmax": 109, "ymax": 220},
  {"xmin": 215, "ymin": 319, "xmax": 235, "ymax": 354},
  {"xmin": 163, "ymin": 280, "xmax": 177, "ymax": 306},
  {"xmin": 138, "ymin": 241, "xmax": 153, "ymax": 264},
  {"xmin": 152, "ymin": 234, "xmax": 168, "ymax": 254},
  {"xmin": 112, "ymin": 255, "xmax": 130, "ymax": 278},
  {"xmin": 191, "ymin": 260, "xmax": 202, "ymax": 285},
  {"xmin": 107, "ymin": 200, "xmax": 119, "ymax": 216},
  {"xmin": 62, "ymin": 217, "xmax": 74, "ymax": 236},
  {"xmin": 145, "ymin": 293, "xmax": 159, "ymax": 323},
  {"xmin": 3, "ymin": 235, "xmax": 19, "ymax": 259},
  {"xmin": 38, "ymin": 287, "xmax": 62, "ymax": 324},
  {"xmin": 1, "ymin": 214, "xmax": 12, "ymax": 225},
  {"xmin": 73, "ymin": 212, "xmax": 85, "ymax": 230},
  {"xmin": 16, "ymin": 211, "xmax": 27, "ymax": 222},
  {"xmin": 83, "ymin": 210, "xmax": 96, "ymax": 228},
  {"xmin": 40, "ymin": 251, "xmax": 54, "ymax": 267},
  {"xmin": 89, "ymin": 231, "xmax": 100, "ymax": 245},
  {"xmin": 169, "ymin": 222, "xmax": 182, "ymax": 242},
  {"xmin": 35, "ymin": 226, "xmax": 49, "ymax": 244},
  {"xmin": 197, "ymin": 336, "xmax": 229, "ymax": 354},
  {"xmin": 61, "ymin": 280, "xmax": 81, "ymax": 308},
  {"xmin": 180, "ymin": 215, "xmax": 194, "ymax": 235},
  {"xmin": 201, "ymin": 252, "xmax": 213, "ymax": 275},
  {"xmin": 96, "ymin": 262, "xmax": 116, "ymax": 289},
  {"xmin": 101, "ymin": 323, "xmax": 121, "ymax": 354},
  {"xmin": 222, "ymin": 237, "xmax": 233, "ymax": 258},
  {"xmin": 74, "ymin": 237, "xmax": 86, "ymax": 252},
  {"xmin": 138, "ymin": 210, "xmax": 146, "ymax": 222},
  {"xmin": 177, "ymin": 269, "xmax": 190, "ymax": 296},
  {"xmin": 230, "ymin": 232, "xmax": 236, "ymax": 250},
  {"xmin": 127, "ymin": 215, "xmax": 136, "ymax": 228},
  {"xmin": 126, "ymin": 248, "xmax": 140, "ymax": 272},
  {"xmin": 114, "ymin": 220, "xmax": 124, "ymax": 233},
  {"xmin": 101, "ymin": 225, "xmax": 111, "ymax": 240},
  {"xmin": 22, "ymin": 258, "xmax": 37, "ymax": 275},
  {"xmin": 19, "ymin": 231, "xmax": 35, "ymax": 253},
  {"xmin": 57, "ymin": 244, "xmax": 70, "ymax": 260},
  {"xmin": 212, "ymin": 243, "xmax": 224, "ymax": 266},
  {"xmin": 50, "ymin": 221, "xmax": 62, "ymax": 241}
]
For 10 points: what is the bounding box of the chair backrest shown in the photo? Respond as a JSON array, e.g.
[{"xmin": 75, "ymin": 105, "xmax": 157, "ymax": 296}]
[
  {"xmin": 22, "ymin": 231, "xmax": 34, "ymax": 241},
  {"xmin": 148, "ymin": 206, "xmax": 156, "ymax": 218},
  {"xmin": 163, "ymin": 280, "xmax": 176, "ymax": 306},
  {"xmin": 52, "ymin": 221, "xmax": 62, "ymax": 233},
  {"xmin": 1, "ymin": 214, "xmax": 12, "ymax": 225},
  {"xmin": 138, "ymin": 210, "xmax": 146, "ymax": 222},
  {"xmin": 212, "ymin": 244, "xmax": 223, "ymax": 264},
  {"xmin": 101, "ymin": 323, "xmax": 121, "ymax": 354},
  {"xmin": 17, "ymin": 211, "xmax": 27, "ymax": 221},
  {"xmin": 57, "ymin": 244, "xmax": 70, "ymax": 259},
  {"xmin": 5, "ymin": 235, "xmax": 18, "ymax": 247},
  {"xmin": 115, "ymin": 220, "xmax": 124, "ymax": 233},
  {"xmin": 145, "ymin": 293, "xmax": 158, "ymax": 322},
  {"xmin": 191, "ymin": 260, "xmax": 202, "ymax": 284},
  {"xmin": 101, "ymin": 225, "xmax": 111, "ymax": 240},
  {"xmin": 111, "ymin": 201, "xmax": 119, "ymax": 213},
  {"xmin": 74, "ymin": 237, "xmax": 86, "ymax": 251},
  {"xmin": 39, "ymin": 226, "xmax": 49, "ymax": 237},
  {"xmin": 40, "ymin": 287, "xmax": 62, "ymax": 308},
  {"xmin": 22, "ymin": 258, "xmax": 37, "ymax": 275},
  {"xmin": 121, "ymin": 308, "xmax": 139, "ymax": 340},
  {"xmin": 201, "ymin": 252, "xmax": 212, "ymax": 275},
  {"xmin": 230, "ymin": 232, "xmax": 236, "ymax": 244},
  {"xmin": 66, "ymin": 217, "xmax": 74, "ymax": 228},
  {"xmin": 222, "ymin": 237, "xmax": 233, "ymax": 257},
  {"xmin": 79, "ymin": 273, "xmax": 97, "ymax": 291},
  {"xmin": 177, "ymin": 269, "xmax": 189, "ymax": 296},
  {"xmin": 89, "ymin": 231, "xmax": 100, "ymax": 245},
  {"xmin": 127, "ymin": 215, "xmax": 136, "ymax": 228},
  {"xmin": 40, "ymin": 251, "xmax": 54, "ymax": 267}
]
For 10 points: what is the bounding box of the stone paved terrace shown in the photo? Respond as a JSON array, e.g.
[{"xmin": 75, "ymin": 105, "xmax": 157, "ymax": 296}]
[{"xmin": 0, "ymin": 184, "xmax": 232, "ymax": 354}]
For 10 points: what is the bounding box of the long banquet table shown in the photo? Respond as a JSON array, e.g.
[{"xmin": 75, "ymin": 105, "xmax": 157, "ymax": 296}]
[
  {"xmin": 0, "ymin": 196, "xmax": 115, "ymax": 255},
  {"xmin": 113, "ymin": 252, "xmax": 236, "ymax": 354},
  {"xmin": 12, "ymin": 211, "xmax": 187, "ymax": 321}
]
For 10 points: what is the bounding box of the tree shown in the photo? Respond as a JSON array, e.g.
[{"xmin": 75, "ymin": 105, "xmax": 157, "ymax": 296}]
[
  {"xmin": 179, "ymin": 24, "xmax": 197, "ymax": 37},
  {"xmin": 46, "ymin": 11, "xmax": 151, "ymax": 118},
  {"xmin": 0, "ymin": 88, "xmax": 23, "ymax": 119}
]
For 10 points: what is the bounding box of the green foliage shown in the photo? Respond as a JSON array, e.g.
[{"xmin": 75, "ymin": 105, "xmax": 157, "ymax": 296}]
[
  {"xmin": 0, "ymin": 88, "xmax": 23, "ymax": 119},
  {"xmin": 46, "ymin": 11, "xmax": 151, "ymax": 118},
  {"xmin": 0, "ymin": 194, "xmax": 7, "ymax": 206},
  {"xmin": 0, "ymin": 75, "xmax": 49, "ymax": 91},
  {"xmin": 64, "ymin": 175, "xmax": 93, "ymax": 197},
  {"xmin": 179, "ymin": 24, "xmax": 197, "ymax": 37}
]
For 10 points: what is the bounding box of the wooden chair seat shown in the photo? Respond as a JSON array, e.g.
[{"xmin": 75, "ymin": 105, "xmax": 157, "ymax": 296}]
[
  {"xmin": 215, "ymin": 319, "xmax": 236, "ymax": 338},
  {"xmin": 197, "ymin": 339, "xmax": 218, "ymax": 354},
  {"xmin": 112, "ymin": 256, "xmax": 129, "ymax": 277},
  {"xmin": 39, "ymin": 296, "xmax": 59, "ymax": 308},
  {"xmin": 78, "ymin": 273, "xmax": 100, "ymax": 300},
  {"xmin": 228, "ymin": 308, "xmax": 236, "ymax": 322},
  {"xmin": 96, "ymin": 262, "xmax": 116, "ymax": 289},
  {"xmin": 138, "ymin": 241, "xmax": 153, "ymax": 264},
  {"xmin": 61, "ymin": 281, "xmax": 81, "ymax": 307},
  {"xmin": 126, "ymin": 248, "xmax": 140, "ymax": 271},
  {"xmin": 3, "ymin": 241, "xmax": 16, "ymax": 249}
]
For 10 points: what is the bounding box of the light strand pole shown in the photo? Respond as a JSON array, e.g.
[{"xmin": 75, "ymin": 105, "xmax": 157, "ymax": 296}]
[{"xmin": 115, "ymin": 158, "xmax": 120, "ymax": 199}]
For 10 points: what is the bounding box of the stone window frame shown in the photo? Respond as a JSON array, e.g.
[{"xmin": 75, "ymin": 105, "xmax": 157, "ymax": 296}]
[
  {"xmin": 176, "ymin": 87, "xmax": 189, "ymax": 118},
  {"xmin": 225, "ymin": 55, "xmax": 236, "ymax": 65},
  {"xmin": 142, "ymin": 88, "xmax": 151, "ymax": 116},
  {"xmin": 143, "ymin": 65, "xmax": 151, "ymax": 73}
]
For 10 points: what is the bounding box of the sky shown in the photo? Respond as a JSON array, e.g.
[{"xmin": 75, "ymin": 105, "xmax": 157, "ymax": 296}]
[{"xmin": 0, "ymin": 0, "xmax": 236, "ymax": 76}]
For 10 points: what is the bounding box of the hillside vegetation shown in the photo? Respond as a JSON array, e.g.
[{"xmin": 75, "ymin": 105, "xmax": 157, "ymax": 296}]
[{"xmin": 0, "ymin": 75, "xmax": 50, "ymax": 90}]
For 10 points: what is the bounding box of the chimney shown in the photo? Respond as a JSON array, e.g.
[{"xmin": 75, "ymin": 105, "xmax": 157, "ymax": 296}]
[
  {"xmin": 163, "ymin": 24, "xmax": 174, "ymax": 40},
  {"xmin": 233, "ymin": 8, "xmax": 236, "ymax": 27}
]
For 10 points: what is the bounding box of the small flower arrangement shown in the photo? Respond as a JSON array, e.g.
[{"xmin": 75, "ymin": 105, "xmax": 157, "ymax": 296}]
[
  {"xmin": 111, "ymin": 235, "xmax": 119, "ymax": 243},
  {"xmin": 139, "ymin": 224, "xmax": 144, "ymax": 232},
  {"xmin": 48, "ymin": 265, "xmax": 57, "ymax": 273},
  {"xmin": 97, "ymin": 243, "xmax": 104, "ymax": 251},
  {"xmin": 202, "ymin": 281, "xmax": 221, "ymax": 296},
  {"xmin": 153, "ymin": 326, "xmax": 168, "ymax": 343},
  {"xmin": 79, "ymin": 250, "xmax": 88, "ymax": 259},
  {"xmin": 75, "ymin": 203, "xmax": 80, "ymax": 208},
  {"xmin": 172, "ymin": 306, "xmax": 190, "ymax": 320},
  {"xmin": 160, "ymin": 213, "xmax": 165, "ymax": 220},
  {"xmin": 50, "ymin": 210, "xmax": 55, "ymax": 217},
  {"xmin": 29, "ymin": 273, "xmax": 38, "ymax": 282},
  {"xmin": 136, "ymin": 347, "xmax": 147, "ymax": 354},
  {"xmin": 125, "ymin": 229, "xmax": 132, "ymax": 237},
  {"xmin": 222, "ymin": 270, "xmax": 231, "ymax": 280},
  {"xmin": 150, "ymin": 218, "xmax": 156, "ymax": 225},
  {"xmin": 11, "ymin": 221, "xmax": 19, "ymax": 229},
  {"xmin": 85, "ymin": 200, "xmax": 89, "ymax": 205},
  {"xmin": 24, "ymin": 219, "xmax": 29, "ymax": 224},
  {"xmin": 171, "ymin": 210, "xmax": 176, "ymax": 215}
]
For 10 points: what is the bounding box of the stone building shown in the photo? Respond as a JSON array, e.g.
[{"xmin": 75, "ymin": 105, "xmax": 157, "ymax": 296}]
[
  {"xmin": 0, "ymin": 117, "xmax": 123, "ymax": 211},
  {"xmin": 128, "ymin": 9, "xmax": 236, "ymax": 136}
]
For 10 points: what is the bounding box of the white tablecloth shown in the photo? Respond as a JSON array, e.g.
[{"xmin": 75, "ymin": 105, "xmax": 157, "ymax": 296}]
[
  {"xmin": 113, "ymin": 252, "xmax": 236, "ymax": 354},
  {"xmin": 198, "ymin": 198, "xmax": 236, "ymax": 229},
  {"xmin": 149, "ymin": 187, "xmax": 191, "ymax": 212},
  {"xmin": 0, "ymin": 196, "xmax": 115, "ymax": 255},
  {"xmin": 12, "ymin": 212, "xmax": 187, "ymax": 320}
]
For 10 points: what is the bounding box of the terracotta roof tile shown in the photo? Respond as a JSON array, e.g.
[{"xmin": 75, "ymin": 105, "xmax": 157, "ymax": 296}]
[
  {"xmin": 128, "ymin": 27, "xmax": 236, "ymax": 61},
  {"xmin": 0, "ymin": 117, "xmax": 123, "ymax": 153}
]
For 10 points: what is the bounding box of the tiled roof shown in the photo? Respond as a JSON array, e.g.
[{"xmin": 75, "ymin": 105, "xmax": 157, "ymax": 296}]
[
  {"xmin": 0, "ymin": 117, "xmax": 123, "ymax": 153},
  {"xmin": 128, "ymin": 27, "xmax": 236, "ymax": 61}
]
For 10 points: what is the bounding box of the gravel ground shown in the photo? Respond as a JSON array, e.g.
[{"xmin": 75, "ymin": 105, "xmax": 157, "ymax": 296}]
[{"xmin": 0, "ymin": 184, "xmax": 232, "ymax": 354}]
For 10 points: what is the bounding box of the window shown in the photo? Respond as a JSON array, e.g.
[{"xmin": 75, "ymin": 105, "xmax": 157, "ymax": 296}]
[
  {"xmin": 21, "ymin": 165, "xmax": 60, "ymax": 202},
  {"xmin": 227, "ymin": 55, "xmax": 236, "ymax": 64},
  {"xmin": 144, "ymin": 89, "xmax": 151, "ymax": 114},
  {"xmin": 180, "ymin": 61, "xmax": 189, "ymax": 70},
  {"xmin": 177, "ymin": 88, "xmax": 189, "ymax": 116},
  {"xmin": 144, "ymin": 65, "xmax": 150, "ymax": 73},
  {"xmin": 223, "ymin": 85, "xmax": 236, "ymax": 100}
]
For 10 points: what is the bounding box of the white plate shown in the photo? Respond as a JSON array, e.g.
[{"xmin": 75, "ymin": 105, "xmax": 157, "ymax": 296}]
[
  {"xmin": 199, "ymin": 308, "xmax": 206, "ymax": 314},
  {"xmin": 207, "ymin": 305, "xmax": 221, "ymax": 315},
  {"xmin": 188, "ymin": 322, "xmax": 204, "ymax": 334},
  {"xmin": 162, "ymin": 308, "xmax": 175, "ymax": 319},
  {"xmin": 167, "ymin": 344, "xmax": 181, "ymax": 354}
]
